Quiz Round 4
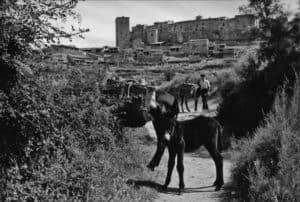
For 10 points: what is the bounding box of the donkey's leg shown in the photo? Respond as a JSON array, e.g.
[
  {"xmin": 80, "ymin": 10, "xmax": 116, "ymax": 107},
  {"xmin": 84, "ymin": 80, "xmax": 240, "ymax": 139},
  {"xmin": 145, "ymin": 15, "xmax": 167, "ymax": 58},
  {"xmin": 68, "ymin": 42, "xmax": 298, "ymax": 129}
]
[
  {"xmin": 120, "ymin": 86, "xmax": 124, "ymax": 99},
  {"xmin": 185, "ymin": 99, "xmax": 190, "ymax": 112},
  {"xmin": 163, "ymin": 148, "xmax": 176, "ymax": 189},
  {"xmin": 205, "ymin": 143, "xmax": 224, "ymax": 191},
  {"xmin": 194, "ymin": 96, "xmax": 198, "ymax": 112},
  {"xmin": 147, "ymin": 141, "xmax": 166, "ymax": 171},
  {"xmin": 180, "ymin": 96, "xmax": 184, "ymax": 113},
  {"xmin": 177, "ymin": 142, "xmax": 185, "ymax": 190}
]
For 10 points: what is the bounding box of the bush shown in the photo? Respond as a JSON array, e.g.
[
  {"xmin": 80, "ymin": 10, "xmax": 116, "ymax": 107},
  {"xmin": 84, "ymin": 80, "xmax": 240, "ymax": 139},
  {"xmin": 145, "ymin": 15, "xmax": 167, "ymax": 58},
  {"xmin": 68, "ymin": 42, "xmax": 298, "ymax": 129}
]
[
  {"xmin": 230, "ymin": 75, "xmax": 300, "ymax": 201},
  {"xmin": 217, "ymin": 11, "xmax": 300, "ymax": 139},
  {"xmin": 163, "ymin": 67, "xmax": 176, "ymax": 81},
  {"xmin": 0, "ymin": 63, "xmax": 155, "ymax": 201},
  {"xmin": 1, "ymin": 2, "xmax": 155, "ymax": 201}
]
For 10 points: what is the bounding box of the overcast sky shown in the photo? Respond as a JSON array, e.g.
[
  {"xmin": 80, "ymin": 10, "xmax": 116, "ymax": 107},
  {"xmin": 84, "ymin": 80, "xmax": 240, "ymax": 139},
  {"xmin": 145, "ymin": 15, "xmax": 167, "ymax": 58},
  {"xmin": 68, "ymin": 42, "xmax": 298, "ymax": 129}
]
[{"xmin": 58, "ymin": 0, "xmax": 299, "ymax": 48}]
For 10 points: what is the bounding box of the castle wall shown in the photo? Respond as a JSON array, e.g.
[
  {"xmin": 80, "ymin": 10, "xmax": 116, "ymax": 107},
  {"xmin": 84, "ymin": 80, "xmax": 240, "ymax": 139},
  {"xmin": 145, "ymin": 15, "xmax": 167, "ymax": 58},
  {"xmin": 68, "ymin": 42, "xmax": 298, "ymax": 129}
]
[
  {"xmin": 155, "ymin": 15, "xmax": 257, "ymax": 43},
  {"xmin": 131, "ymin": 24, "xmax": 145, "ymax": 41},
  {"xmin": 116, "ymin": 14, "xmax": 258, "ymax": 49}
]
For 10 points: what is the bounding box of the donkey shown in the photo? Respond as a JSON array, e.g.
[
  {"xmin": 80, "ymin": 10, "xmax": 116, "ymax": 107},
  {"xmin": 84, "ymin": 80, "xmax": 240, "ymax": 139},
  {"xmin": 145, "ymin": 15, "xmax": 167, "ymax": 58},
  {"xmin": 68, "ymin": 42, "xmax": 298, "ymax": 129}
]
[
  {"xmin": 115, "ymin": 91, "xmax": 224, "ymax": 191},
  {"xmin": 169, "ymin": 83, "xmax": 201, "ymax": 113},
  {"xmin": 148, "ymin": 91, "xmax": 224, "ymax": 191}
]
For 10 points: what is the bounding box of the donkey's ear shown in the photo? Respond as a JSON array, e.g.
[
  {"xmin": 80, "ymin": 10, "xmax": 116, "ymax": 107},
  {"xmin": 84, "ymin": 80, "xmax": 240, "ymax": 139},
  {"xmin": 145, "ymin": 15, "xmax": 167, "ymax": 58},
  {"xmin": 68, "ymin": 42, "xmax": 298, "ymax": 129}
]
[
  {"xmin": 171, "ymin": 99, "xmax": 180, "ymax": 117},
  {"xmin": 149, "ymin": 91, "xmax": 158, "ymax": 109}
]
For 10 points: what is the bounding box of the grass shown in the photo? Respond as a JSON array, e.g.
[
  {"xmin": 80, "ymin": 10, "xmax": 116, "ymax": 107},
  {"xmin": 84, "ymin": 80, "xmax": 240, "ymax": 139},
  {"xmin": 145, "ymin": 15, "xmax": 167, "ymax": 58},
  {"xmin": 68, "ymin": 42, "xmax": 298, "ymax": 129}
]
[
  {"xmin": 226, "ymin": 75, "xmax": 300, "ymax": 201},
  {"xmin": 85, "ymin": 127, "xmax": 159, "ymax": 202}
]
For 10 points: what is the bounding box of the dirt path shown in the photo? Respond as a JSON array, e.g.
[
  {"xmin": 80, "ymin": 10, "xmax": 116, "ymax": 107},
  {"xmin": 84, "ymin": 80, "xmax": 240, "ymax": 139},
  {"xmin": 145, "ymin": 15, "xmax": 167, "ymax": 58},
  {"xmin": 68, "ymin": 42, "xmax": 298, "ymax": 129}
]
[{"xmin": 144, "ymin": 99, "xmax": 232, "ymax": 202}]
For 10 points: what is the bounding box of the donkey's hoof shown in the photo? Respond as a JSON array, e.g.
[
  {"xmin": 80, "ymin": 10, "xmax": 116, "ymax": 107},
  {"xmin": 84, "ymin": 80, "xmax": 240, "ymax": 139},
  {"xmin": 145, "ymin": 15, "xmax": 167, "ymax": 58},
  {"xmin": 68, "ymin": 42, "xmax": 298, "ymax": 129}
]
[
  {"xmin": 146, "ymin": 164, "xmax": 155, "ymax": 171},
  {"xmin": 179, "ymin": 184, "xmax": 185, "ymax": 193},
  {"xmin": 215, "ymin": 185, "xmax": 222, "ymax": 191},
  {"xmin": 213, "ymin": 180, "xmax": 224, "ymax": 186}
]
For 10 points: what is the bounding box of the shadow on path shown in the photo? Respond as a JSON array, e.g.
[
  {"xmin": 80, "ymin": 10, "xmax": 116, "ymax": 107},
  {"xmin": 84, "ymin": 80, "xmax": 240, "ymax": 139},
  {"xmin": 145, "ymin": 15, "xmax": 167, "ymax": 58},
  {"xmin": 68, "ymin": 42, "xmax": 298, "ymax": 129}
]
[{"xmin": 127, "ymin": 179, "xmax": 216, "ymax": 195}]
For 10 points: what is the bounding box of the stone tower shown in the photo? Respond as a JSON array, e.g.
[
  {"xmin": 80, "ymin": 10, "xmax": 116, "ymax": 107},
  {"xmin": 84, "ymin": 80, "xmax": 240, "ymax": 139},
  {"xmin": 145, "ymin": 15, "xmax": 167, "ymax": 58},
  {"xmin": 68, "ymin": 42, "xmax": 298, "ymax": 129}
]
[{"xmin": 115, "ymin": 17, "xmax": 130, "ymax": 49}]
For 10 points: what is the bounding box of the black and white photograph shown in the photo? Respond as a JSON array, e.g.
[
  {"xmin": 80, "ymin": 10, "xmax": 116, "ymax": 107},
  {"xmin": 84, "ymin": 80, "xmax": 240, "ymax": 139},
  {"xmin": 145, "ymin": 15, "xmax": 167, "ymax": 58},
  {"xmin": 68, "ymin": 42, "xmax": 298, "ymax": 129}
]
[{"xmin": 0, "ymin": 0, "xmax": 299, "ymax": 201}]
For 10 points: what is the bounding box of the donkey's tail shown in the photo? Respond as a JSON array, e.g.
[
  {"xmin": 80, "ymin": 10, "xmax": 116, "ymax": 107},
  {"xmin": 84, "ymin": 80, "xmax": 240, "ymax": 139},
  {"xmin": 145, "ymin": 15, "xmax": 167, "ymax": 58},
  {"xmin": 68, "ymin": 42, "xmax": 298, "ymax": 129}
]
[{"xmin": 217, "ymin": 124, "xmax": 223, "ymax": 152}]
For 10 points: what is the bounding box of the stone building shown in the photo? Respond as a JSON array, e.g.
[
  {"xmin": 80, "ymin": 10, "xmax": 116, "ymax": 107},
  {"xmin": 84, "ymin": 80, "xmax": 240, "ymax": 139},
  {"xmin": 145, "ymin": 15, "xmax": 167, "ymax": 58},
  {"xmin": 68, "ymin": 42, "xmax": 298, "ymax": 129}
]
[
  {"xmin": 115, "ymin": 14, "xmax": 259, "ymax": 49},
  {"xmin": 115, "ymin": 17, "xmax": 130, "ymax": 49},
  {"xmin": 132, "ymin": 38, "xmax": 144, "ymax": 49},
  {"xmin": 182, "ymin": 39, "xmax": 209, "ymax": 55},
  {"xmin": 131, "ymin": 24, "xmax": 146, "ymax": 41}
]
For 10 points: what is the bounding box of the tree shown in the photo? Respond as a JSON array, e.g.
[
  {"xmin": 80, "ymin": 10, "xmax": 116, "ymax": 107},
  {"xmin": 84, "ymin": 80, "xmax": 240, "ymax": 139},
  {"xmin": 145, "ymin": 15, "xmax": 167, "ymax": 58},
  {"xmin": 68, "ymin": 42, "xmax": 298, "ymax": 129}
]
[
  {"xmin": 1, "ymin": 0, "xmax": 88, "ymax": 57},
  {"xmin": 239, "ymin": 0, "xmax": 286, "ymax": 19},
  {"xmin": 0, "ymin": 0, "xmax": 89, "ymax": 89},
  {"xmin": 218, "ymin": 0, "xmax": 300, "ymax": 139}
]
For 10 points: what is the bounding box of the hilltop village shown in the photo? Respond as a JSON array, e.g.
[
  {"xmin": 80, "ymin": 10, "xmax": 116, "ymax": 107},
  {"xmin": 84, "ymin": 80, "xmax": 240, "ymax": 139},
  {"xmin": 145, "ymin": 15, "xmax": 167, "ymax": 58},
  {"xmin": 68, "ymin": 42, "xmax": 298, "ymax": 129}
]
[{"xmin": 44, "ymin": 14, "xmax": 259, "ymax": 66}]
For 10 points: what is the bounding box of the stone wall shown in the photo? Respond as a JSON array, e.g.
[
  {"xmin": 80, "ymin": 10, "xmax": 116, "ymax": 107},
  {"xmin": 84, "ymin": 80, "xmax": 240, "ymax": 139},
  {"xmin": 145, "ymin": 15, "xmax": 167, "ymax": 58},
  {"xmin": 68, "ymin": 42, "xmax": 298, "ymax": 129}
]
[
  {"xmin": 126, "ymin": 14, "xmax": 258, "ymax": 47},
  {"xmin": 131, "ymin": 24, "xmax": 145, "ymax": 42}
]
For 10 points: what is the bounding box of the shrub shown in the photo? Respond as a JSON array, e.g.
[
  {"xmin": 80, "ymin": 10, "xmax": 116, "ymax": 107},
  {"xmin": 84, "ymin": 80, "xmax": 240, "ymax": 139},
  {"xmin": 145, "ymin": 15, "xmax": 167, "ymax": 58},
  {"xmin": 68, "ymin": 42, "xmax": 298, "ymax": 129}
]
[
  {"xmin": 163, "ymin": 67, "xmax": 176, "ymax": 81},
  {"xmin": 1, "ymin": 2, "xmax": 156, "ymax": 201},
  {"xmin": 217, "ymin": 5, "xmax": 300, "ymax": 139},
  {"xmin": 0, "ymin": 63, "xmax": 156, "ymax": 201},
  {"xmin": 230, "ymin": 75, "xmax": 300, "ymax": 201}
]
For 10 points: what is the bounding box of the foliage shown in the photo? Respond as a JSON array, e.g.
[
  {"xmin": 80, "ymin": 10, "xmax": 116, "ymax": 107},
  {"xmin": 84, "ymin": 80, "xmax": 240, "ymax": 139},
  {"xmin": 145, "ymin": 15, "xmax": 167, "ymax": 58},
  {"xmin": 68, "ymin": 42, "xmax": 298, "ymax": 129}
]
[
  {"xmin": 0, "ymin": 0, "xmax": 88, "ymax": 93},
  {"xmin": 0, "ymin": 1, "xmax": 155, "ymax": 201},
  {"xmin": 217, "ymin": 0, "xmax": 300, "ymax": 138},
  {"xmin": 1, "ymin": 0, "xmax": 88, "ymax": 173},
  {"xmin": 238, "ymin": 0, "xmax": 286, "ymax": 19},
  {"xmin": 1, "ymin": 0, "xmax": 88, "ymax": 56},
  {"xmin": 0, "ymin": 64, "xmax": 156, "ymax": 201},
  {"xmin": 230, "ymin": 75, "xmax": 300, "ymax": 201}
]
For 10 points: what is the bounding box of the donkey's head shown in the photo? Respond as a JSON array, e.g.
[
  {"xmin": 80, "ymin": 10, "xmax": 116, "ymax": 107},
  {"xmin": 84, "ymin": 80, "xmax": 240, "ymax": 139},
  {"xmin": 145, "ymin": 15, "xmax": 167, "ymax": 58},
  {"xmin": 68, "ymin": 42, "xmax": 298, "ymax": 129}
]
[
  {"xmin": 149, "ymin": 91, "xmax": 179, "ymax": 118},
  {"xmin": 149, "ymin": 91, "xmax": 179, "ymax": 142}
]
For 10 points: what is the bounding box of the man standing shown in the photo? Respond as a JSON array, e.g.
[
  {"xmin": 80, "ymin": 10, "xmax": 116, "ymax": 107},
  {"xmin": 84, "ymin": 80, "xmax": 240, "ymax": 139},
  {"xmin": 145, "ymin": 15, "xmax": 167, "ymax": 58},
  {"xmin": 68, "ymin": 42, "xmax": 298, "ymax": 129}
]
[{"xmin": 198, "ymin": 74, "xmax": 211, "ymax": 110}]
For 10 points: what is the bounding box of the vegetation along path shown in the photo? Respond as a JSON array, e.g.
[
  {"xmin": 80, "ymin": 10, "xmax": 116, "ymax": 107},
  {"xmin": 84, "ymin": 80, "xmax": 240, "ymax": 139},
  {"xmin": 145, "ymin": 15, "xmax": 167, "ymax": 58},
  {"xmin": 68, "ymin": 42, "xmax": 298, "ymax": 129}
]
[{"xmin": 144, "ymin": 99, "xmax": 231, "ymax": 202}]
